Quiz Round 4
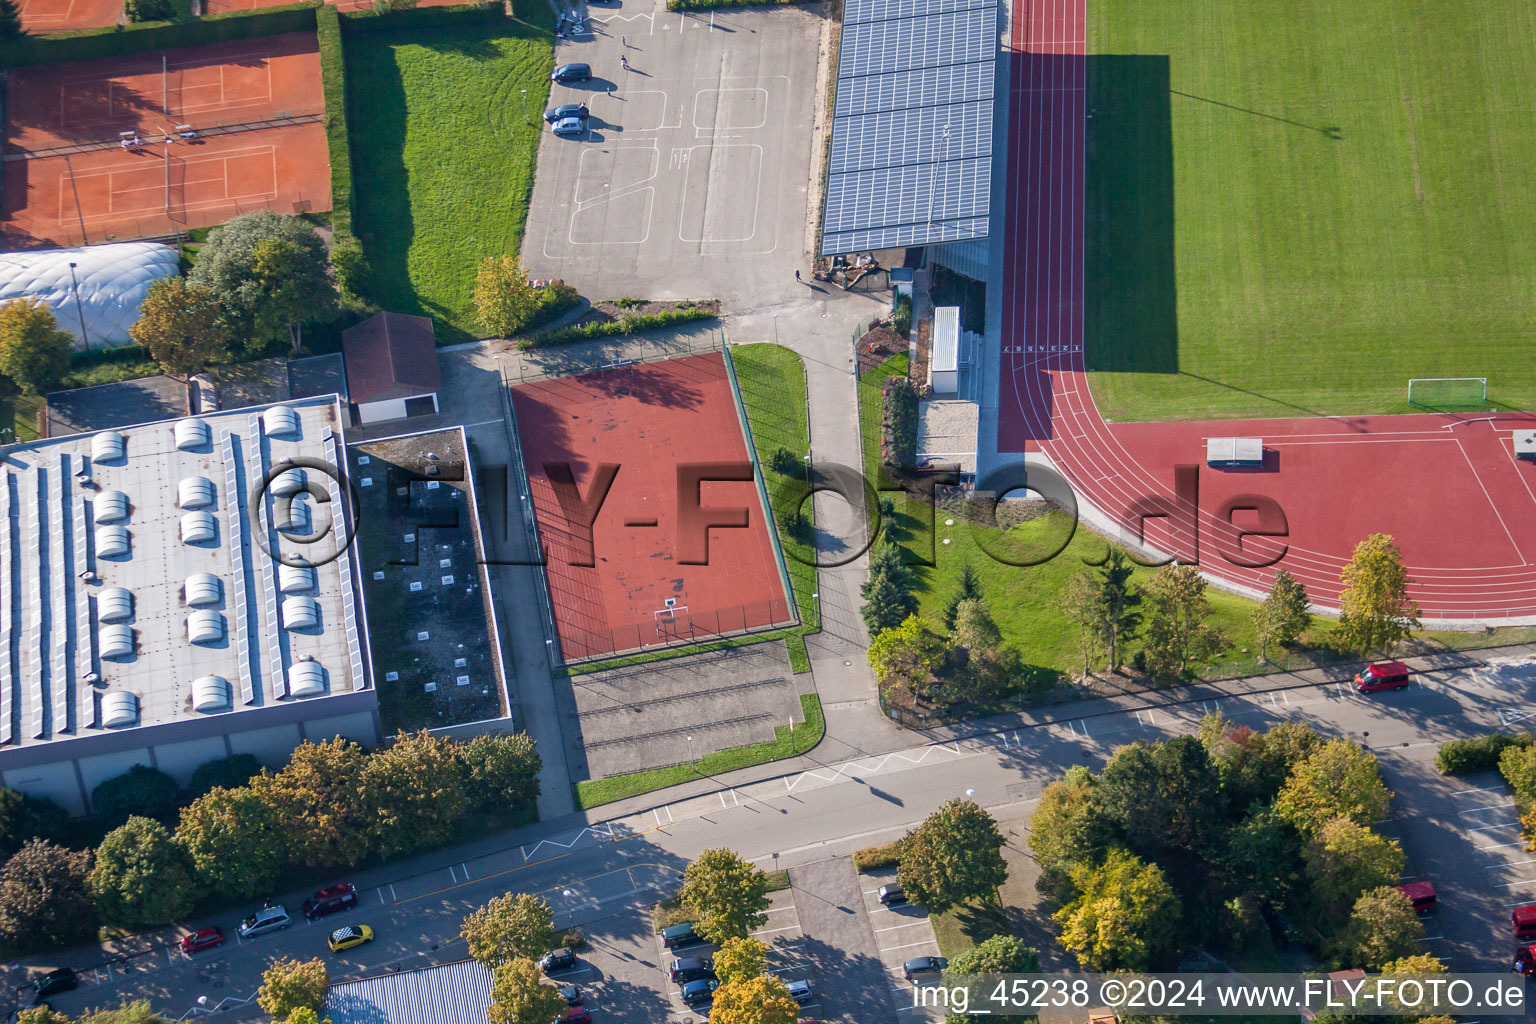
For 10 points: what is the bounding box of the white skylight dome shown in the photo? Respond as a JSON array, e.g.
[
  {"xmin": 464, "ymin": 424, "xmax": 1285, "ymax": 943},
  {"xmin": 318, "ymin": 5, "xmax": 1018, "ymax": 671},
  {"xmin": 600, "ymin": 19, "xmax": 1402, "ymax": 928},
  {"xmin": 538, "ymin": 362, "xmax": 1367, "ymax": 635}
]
[
  {"xmin": 94, "ymin": 490, "xmax": 129, "ymax": 523},
  {"xmin": 178, "ymin": 476, "xmax": 215, "ymax": 509},
  {"xmin": 184, "ymin": 573, "xmax": 222, "ymax": 607}
]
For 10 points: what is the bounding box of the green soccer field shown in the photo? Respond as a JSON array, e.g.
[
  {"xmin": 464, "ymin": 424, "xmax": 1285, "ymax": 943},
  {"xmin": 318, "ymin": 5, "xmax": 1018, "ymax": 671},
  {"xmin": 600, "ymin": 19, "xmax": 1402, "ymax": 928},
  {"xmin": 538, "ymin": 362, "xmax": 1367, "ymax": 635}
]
[{"xmin": 1085, "ymin": 0, "xmax": 1536, "ymax": 421}]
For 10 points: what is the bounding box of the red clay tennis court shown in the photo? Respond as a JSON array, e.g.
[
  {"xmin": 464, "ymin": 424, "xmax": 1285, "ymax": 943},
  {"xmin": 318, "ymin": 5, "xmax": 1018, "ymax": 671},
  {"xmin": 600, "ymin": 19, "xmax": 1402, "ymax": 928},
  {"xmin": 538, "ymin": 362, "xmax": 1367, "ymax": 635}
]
[
  {"xmin": 511, "ymin": 354, "xmax": 795, "ymax": 662},
  {"xmin": 18, "ymin": 0, "xmax": 121, "ymax": 34},
  {"xmin": 2, "ymin": 33, "xmax": 329, "ymax": 246}
]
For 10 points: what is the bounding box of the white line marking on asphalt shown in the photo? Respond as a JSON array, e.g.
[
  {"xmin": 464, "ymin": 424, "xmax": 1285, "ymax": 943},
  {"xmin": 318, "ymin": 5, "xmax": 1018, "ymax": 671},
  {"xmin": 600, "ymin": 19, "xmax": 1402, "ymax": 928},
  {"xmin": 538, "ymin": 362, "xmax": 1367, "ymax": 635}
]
[
  {"xmin": 875, "ymin": 921, "xmax": 930, "ymax": 933},
  {"xmin": 752, "ymin": 925, "xmax": 800, "ymax": 936},
  {"xmin": 1481, "ymin": 841, "xmax": 1527, "ymax": 850},
  {"xmin": 1495, "ymin": 879, "xmax": 1536, "ymax": 888},
  {"xmin": 389, "ymin": 884, "xmax": 398, "ymax": 901},
  {"xmin": 884, "ymin": 940, "xmax": 940, "ymax": 952},
  {"xmin": 1464, "ymin": 803, "xmax": 1516, "ymax": 812},
  {"xmin": 448, "ymin": 865, "xmax": 457, "ymax": 883},
  {"xmin": 1470, "ymin": 822, "xmax": 1521, "ymax": 832}
]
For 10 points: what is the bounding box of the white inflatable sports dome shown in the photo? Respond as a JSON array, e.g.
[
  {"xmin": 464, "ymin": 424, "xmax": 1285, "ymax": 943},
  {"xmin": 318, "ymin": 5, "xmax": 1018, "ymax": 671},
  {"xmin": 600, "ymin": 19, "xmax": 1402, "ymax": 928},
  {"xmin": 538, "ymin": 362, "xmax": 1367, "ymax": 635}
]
[{"xmin": 0, "ymin": 242, "xmax": 179, "ymax": 349}]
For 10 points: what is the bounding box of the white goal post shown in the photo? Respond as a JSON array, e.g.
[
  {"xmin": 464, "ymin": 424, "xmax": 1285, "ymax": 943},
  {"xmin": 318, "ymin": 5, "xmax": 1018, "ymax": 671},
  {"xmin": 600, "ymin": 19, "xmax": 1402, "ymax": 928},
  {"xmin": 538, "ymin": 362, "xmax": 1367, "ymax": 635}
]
[{"xmin": 1408, "ymin": 377, "xmax": 1487, "ymax": 407}]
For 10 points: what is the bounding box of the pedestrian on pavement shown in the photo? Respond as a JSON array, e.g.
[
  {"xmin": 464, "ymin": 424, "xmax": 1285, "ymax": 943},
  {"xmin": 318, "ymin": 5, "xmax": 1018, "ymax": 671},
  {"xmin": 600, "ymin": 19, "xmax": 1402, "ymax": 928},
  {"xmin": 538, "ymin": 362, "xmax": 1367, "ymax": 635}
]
[
  {"xmin": 621, "ymin": 54, "xmax": 628, "ymax": 71},
  {"xmin": 795, "ymin": 269, "xmax": 801, "ymax": 282},
  {"xmin": 622, "ymin": 35, "xmax": 627, "ymax": 46}
]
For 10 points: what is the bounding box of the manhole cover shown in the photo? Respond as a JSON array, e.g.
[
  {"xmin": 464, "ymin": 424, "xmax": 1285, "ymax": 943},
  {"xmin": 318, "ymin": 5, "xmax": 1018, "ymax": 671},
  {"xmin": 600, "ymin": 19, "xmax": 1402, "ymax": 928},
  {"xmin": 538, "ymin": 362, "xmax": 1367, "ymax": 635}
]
[{"xmin": 844, "ymin": 660, "xmax": 852, "ymax": 666}]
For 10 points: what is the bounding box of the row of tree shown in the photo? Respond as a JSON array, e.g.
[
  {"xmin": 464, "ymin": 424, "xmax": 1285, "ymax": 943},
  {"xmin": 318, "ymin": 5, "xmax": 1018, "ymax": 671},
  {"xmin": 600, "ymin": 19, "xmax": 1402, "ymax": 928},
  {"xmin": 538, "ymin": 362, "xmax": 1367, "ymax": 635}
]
[
  {"xmin": 1030, "ymin": 718, "xmax": 1424, "ymax": 970},
  {"xmin": 0, "ymin": 731, "xmax": 539, "ymax": 954}
]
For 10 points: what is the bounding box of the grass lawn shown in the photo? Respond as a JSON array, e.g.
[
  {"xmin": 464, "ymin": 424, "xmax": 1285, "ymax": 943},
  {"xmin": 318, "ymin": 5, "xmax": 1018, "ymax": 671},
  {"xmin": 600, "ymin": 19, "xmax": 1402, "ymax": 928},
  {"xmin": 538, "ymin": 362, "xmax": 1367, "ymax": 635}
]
[
  {"xmin": 891, "ymin": 509, "xmax": 1535, "ymax": 683},
  {"xmin": 346, "ymin": 14, "xmax": 554, "ymax": 342},
  {"xmin": 1087, "ymin": 1, "xmax": 1536, "ymax": 420},
  {"xmin": 574, "ymin": 693, "xmax": 824, "ymax": 809},
  {"xmin": 930, "ymin": 895, "xmax": 1009, "ymax": 959}
]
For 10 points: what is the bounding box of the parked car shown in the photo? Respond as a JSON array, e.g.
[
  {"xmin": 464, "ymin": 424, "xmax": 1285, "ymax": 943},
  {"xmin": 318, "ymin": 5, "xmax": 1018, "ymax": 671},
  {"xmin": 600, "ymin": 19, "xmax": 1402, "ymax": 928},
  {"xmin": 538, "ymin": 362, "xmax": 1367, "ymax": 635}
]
[
  {"xmin": 785, "ymin": 979, "xmax": 816, "ymax": 1006},
  {"xmin": 543, "ymin": 103, "xmax": 589, "ymax": 123},
  {"xmin": 552, "ymin": 116, "xmax": 586, "ymax": 138},
  {"xmin": 551, "ymin": 63, "xmax": 591, "ymax": 83},
  {"xmin": 661, "ymin": 922, "xmax": 704, "ymax": 949},
  {"xmin": 238, "ymin": 904, "xmax": 292, "ymax": 938},
  {"xmin": 669, "ymin": 956, "xmax": 716, "ymax": 984},
  {"xmin": 540, "ymin": 947, "xmax": 578, "ymax": 973},
  {"xmin": 557, "ymin": 1007, "xmax": 591, "ymax": 1024},
  {"xmin": 877, "ymin": 884, "xmax": 906, "ymax": 906},
  {"xmin": 1516, "ymin": 943, "xmax": 1536, "ymax": 975},
  {"xmin": 903, "ymin": 956, "xmax": 948, "ymax": 980},
  {"xmin": 328, "ymin": 924, "xmax": 374, "ymax": 953},
  {"xmin": 681, "ymin": 978, "xmax": 720, "ymax": 1006},
  {"xmin": 303, "ymin": 882, "xmax": 359, "ymax": 920},
  {"xmin": 1354, "ymin": 661, "xmax": 1411, "ymax": 692},
  {"xmin": 1515, "ymin": 904, "xmax": 1536, "ymax": 939},
  {"xmin": 33, "ymin": 968, "xmax": 77, "ymax": 1004},
  {"xmin": 179, "ymin": 926, "xmax": 226, "ymax": 955},
  {"xmin": 1395, "ymin": 881, "xmax": 1437, "ymax": 915},
  {"xmin": 559, "ymin": 983, "xmax": 583, "ymax": 1005}
]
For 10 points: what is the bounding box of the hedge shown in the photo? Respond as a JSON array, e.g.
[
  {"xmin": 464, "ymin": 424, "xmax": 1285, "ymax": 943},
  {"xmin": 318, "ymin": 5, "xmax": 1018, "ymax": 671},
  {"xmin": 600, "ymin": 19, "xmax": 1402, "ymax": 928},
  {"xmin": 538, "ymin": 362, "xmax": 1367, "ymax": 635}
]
[
  {"xmin": 880, "ymin": 374, "xmax": 918, "ymax": 468},
  {"xmin": 0, "ymin": 2, "xmax": 319, "ymax": 66},
  {"xmin": 853, "ymin": 841, "xmax": 901, "ymax": 872},
  {"xmin": 338, "ymin": 0, "xmax": 506, "ymax": 36},
  {"xmin": 1435, "ymin": 732, "xmax": 1533, "ymax": 775},
  {"xmin": 525, "ymin": 308, "xmax": 717, "ymax": 348},
  {"xmin": 315, "ymin": 4, "xmax": 353, "ymax": 241}
]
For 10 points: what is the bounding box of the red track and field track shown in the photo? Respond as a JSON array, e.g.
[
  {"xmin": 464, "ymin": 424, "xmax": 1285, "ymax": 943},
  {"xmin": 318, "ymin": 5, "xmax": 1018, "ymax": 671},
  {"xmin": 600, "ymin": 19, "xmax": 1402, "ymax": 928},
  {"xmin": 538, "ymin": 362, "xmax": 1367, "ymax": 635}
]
[
  {"xmin": 512, "ymin": 354, "xmax": 795, "ymax": 662},
  {"xmin": 18, "ymin": 0, "xmax": 121, "ymax": 34},
  {"xmin": 999, "ymin": 0, "xmax": 1536, "ymax": 621},
  {"xmin": 2, "ymin": 33, "xmax": 331, "ymax": 247}
]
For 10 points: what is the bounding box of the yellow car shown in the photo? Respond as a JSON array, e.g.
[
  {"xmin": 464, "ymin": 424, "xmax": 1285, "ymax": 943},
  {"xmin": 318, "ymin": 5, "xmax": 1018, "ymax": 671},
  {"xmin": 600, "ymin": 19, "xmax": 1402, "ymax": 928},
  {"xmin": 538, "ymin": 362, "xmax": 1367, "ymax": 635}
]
[{"xmin": 328, "ymin": 924, "xmax": 374, "ymax": 953}]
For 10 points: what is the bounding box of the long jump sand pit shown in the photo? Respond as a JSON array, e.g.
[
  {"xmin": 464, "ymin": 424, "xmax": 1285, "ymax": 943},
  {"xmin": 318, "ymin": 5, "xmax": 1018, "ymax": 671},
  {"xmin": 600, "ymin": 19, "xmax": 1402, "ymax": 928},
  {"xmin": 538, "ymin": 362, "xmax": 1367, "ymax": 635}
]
[
  {"xmin": 2, "ymin": 33, "xmax": 329, "ymax": 246},
  {"xmin": 511, "ymin": 353, "xmax": 795, "ymax": 662}
]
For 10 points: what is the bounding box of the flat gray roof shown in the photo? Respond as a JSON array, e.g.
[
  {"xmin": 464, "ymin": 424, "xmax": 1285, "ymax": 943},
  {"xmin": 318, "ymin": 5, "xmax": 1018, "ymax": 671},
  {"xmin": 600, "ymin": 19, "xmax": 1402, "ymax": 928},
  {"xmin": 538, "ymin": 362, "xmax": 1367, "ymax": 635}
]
[{"xmin": 0, "ymin": 395, "xmax": 369, "ymax": 749}]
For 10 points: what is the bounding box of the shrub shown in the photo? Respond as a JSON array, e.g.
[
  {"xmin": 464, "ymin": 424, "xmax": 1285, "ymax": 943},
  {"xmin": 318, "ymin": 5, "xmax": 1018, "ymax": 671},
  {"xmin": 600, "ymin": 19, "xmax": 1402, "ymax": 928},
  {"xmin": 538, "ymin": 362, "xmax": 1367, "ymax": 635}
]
[
  {"xmin": 561, "ymin": 929, "xmax": 586, "ymax": 950},
  {"xmin": 0, "ymin": 4, "xmax": 318, "ymax": 67},
  {"xmin": 880, "ymin": 375, "xmax": 919, "ymax": 469},
  {"xmin": 1435, "ymin": 733, "xmax": 1532, "ymax": 775},
  {"xmin": 853, "ymin": 842, "xmax": 900, "ymax": 872},
  {"xmin": 92, "ymin": 765, "xmax": 178, "ymax": 830},
  {"xmin": 526, "ymin": 307, "xmax": 716, "ymax": 348},
  {"xmin": 186, "ymin": 754, "xmax": 263, "ymax": 799},
  {"xmin": 124, "ymin": 0, "xmax": 175, "ymax": 20},
  {"xmin": 892, "ymin": 293, "xmax": 913, "ymax": 336}
]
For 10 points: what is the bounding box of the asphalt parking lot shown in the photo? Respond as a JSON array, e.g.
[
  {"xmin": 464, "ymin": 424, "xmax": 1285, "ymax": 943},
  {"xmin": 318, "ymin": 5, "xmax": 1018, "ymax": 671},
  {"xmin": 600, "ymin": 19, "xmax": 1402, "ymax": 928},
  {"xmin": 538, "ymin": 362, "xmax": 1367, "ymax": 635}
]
[
  {"xmin": 524, "ymin": 2, "xmax": 824, "ymax": 306},
  {"xmin": 861, "ymin": 868, "xmax": 946, "ymax": 1023}
]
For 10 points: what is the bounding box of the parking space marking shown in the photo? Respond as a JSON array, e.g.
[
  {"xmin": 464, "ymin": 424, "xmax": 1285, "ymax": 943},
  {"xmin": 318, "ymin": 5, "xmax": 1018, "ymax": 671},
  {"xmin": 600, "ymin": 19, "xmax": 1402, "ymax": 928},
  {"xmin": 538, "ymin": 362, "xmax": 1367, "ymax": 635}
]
[
  {"xmin": 752, "ymin": 925, "xmax": 799, "ymax": 936},
  {"xmin": 1469, "ymin": 822, "xmax": 1522, "ymax": 832},
  {"xmin": 884, "ymin": 939, "xmax": 940, "ymax": 952},
  {"xmin": 875, "ymin": 921, "xmax": 931, "ymax": 933}
]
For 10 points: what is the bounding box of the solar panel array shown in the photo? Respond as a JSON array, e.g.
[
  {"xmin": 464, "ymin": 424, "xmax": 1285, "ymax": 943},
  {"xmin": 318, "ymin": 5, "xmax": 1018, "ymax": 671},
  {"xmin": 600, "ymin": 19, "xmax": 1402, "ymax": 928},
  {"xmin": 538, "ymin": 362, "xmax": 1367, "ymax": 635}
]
[{"xmin": 822, "ymin": 0, "xmax": 996, "ymax": 255}]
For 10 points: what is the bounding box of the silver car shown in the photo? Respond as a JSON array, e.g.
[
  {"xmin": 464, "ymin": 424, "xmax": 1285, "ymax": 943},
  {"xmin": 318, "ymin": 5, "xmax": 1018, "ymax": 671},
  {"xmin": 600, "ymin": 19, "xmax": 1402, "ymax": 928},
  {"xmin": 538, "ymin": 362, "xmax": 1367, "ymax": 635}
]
[{"xmin": 238, "ymin": 904, "xmax": 292, "ymax": 938}]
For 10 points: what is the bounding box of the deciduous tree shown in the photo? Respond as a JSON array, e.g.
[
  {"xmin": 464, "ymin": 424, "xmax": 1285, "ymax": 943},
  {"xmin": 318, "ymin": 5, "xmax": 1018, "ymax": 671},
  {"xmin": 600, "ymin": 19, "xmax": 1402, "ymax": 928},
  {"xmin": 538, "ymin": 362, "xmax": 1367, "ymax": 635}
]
[
  {"xmin": 867, "ymin": 615, "xmax": 946, "ymax": 694},
  {"xmin": 279, "ymin": 1010, "xmax": 332, "ymax": 1024},
  {"xmin": 1253, "ymin": 569, "xmax": 1311, "ymax": 660},
  {"xmin": 474, "ymin": 255, "xmax": 539, "ymax": 338},
  {"xmin": 249, "ymin": 738, "xmax": 372, "ymax": 867},
  {"xmin": 129, "ymin": 278, "xmax": 231, "ymax": 377},
  {"xmin": 945, "ymin": 934, "xmax": 1039, "ymax": 973},
  {"xmin": 74, "ymin": 1000, "xmax": 167, "ymax": 1023},
  {"xmin": 706, "ymin": 975, "xmax": 800, "ymax": 1024},
  {"xmin": 1342, "ymin": 886, "xmax": 1421, "ymax": 969},
  {"xmin": 0, "ymin": 786, "xmax": 66, "ymax": 860},
  {"xmin": 679, "ymin": 848, "xmax": 771, "ymax": 943},
  {"xmin": 257, "ymin": 958, "xmax": 328, "ymax": 1019},
  {"xmin": 17, "ymin": 1008, "xmax": 72, "ymax": 1024},
  {"xmin": 188, "ymin": 211, "xmax": 335, "ymax": 353},
  {"xmin": 1097, "ymin": 736, "xmax": 1223, "ymax": 855},
  {"xmin": 89, "ymin": 817, "xmax": 197, "ymax": 927},
  {"xmin": 175, "ymin": 786, "xmax": 289, "ymax": 900},
  {"xmin": 897, "ymin": 799, "xmax": 1007, "ymax": 913},
  {"xmin": 1218, "ymin": 805, "xmax": 1302, "ymax": 905},
  {"xmin": 461, "ymin": 893, "xmax": 555, "ymax": 969},
  {"xmin": 486, "ymin": 957, "xmax": 566, "ymax": 1024},
  {"xmin": 861, "ymin": 537, "xmax": 919, "ymax": 634},
  {"xmin": 1027, "ymin": 766, "xmax": 1110, "ymax": 874},
  {"xmin": 1062, "ymin": 570, "xmax": 1103, "ymax": 677},
  {"xmin": 713, "ymin": 936, "xmax": 769, "ymax": 985},
  {"xmin": 362, "ymin": 730, "xmax": 467, "ymax": 857},
  {"xmin": 91, "ymin": 765, "xmax": 178, "ymax": 830},
  {"xmin": 1334, "ymin": 534, "xmax": 1420, "ymax": 653},
  {"xmin": 1140, "ymin": 564, "xmax": 1225, "ymax": 680},
  {"xmin": 1053, "ymin": 847, "xmax": 1180, "ymax": 971},
  {"xmin": 1302, "ymin": 816, "xmax": 1405, "ymax": 919},
  {"xmin": 184, "ymin": 754, "xmax": 263, "ymax": 800},
  {"xmin": 0, "ymin": 298, "xmax": 73, "ymax": 396},
  {"xmin": 0, "ymin": 839, "xmax": 94, "ymax": 947},
  {"xmin": 1275, "ymin": 739, "xmax": 1392, "ymax": 836},
  {"xmin": 456, "ymin": 733, "xmax": 542, "ymax": 818}
]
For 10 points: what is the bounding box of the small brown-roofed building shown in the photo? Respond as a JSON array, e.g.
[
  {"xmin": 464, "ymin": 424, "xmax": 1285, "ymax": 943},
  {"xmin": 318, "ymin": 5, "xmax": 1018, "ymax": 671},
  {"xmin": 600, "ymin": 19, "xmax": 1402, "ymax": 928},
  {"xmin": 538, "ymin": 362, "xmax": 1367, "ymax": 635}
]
[{"xmin": 342, "ymin": 312, "xmax": 441, "ymax": 425}]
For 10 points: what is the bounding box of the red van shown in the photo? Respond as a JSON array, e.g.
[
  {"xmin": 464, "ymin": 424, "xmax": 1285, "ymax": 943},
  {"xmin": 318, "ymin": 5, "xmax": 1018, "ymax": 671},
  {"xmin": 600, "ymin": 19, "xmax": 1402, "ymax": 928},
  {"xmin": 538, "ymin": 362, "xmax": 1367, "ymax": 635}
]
[
  {"xmin": 1513, "ymin": 904, "xmax": 1536, "ymax": 938},
  {"xmin": 1355, "ymin": 661, "xmax": 1411, "ymax": 692},
  {"xmin": 1395, "ymin": 881, "xmax": 1436, "ymax": 915}
]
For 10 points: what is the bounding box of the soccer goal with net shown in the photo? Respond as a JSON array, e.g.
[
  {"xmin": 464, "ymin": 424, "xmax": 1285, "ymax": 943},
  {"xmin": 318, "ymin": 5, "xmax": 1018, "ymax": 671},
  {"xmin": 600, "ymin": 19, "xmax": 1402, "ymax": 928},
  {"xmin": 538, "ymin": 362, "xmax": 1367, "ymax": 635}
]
[{"xmin": 1408, "ymin": 377, "xmax": 1487, "ymax": 408}]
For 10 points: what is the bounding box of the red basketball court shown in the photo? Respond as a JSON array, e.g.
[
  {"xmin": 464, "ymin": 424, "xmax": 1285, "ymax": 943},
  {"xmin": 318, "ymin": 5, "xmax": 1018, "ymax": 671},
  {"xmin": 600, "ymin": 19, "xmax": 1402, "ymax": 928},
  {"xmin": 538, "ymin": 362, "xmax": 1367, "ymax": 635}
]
[
  {"xmin": 511, "ymin": 354, "xmax": 795, "ymax": 662},
  {"xmin": 18, "ymin": 0, "xmax": 121, "ymax": 34},
  {"xmin": 2, "ymin": 33, "xmax": 329, "ymax": 246}
]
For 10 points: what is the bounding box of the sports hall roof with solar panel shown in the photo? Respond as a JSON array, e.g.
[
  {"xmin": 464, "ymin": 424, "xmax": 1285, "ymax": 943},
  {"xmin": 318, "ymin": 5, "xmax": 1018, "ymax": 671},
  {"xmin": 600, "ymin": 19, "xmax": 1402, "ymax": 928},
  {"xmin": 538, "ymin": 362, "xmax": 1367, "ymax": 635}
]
[
  {"xmin": 0, "ymin": 395, "xmax": 369, "ymax": 750},
  {"xmin": 821, "ymin": 0, "xmax": 998, "ymax": 255}
]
